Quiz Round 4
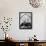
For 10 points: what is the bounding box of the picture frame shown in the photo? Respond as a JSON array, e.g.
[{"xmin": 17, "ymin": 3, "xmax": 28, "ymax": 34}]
[{"xmin": 19, "ymin": 12, "xmax": 32, "ymax": 29}]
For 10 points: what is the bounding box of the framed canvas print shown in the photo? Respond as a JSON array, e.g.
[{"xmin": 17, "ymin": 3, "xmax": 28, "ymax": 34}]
[{"xmin": 19, "ymin": 12, "xmax": 32, "ymax": 29}]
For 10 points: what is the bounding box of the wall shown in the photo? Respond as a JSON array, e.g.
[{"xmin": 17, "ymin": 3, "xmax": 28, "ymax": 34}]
[{"xmin": 0, "ymin": 0, "xmax": 46, "ymax": 40}]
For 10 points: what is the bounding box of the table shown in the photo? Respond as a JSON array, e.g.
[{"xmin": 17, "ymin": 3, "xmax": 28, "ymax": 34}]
[{"xmin": 5, "ymin": 39, "xmax": 46, "ymax": 46}]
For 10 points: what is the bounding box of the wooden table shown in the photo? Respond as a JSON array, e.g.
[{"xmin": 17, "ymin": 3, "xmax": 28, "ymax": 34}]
[
  {"xmin": 13, "ymin": 40, "xmax": 46, "ymax": 46},
  {"xmin": 5, "ymin": 39, "xmax": 46, "ymax": 46}
]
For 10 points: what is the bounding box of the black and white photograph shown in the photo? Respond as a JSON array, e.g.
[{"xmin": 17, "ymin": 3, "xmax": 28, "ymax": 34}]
[{"xmin": 19, "ymin": 12, "xmax": 32, "ymax": 29}]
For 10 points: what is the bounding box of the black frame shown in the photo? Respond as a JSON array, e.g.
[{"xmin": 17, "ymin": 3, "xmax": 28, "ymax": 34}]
[{"xmin": 19, "ymin": 12, "xmax": 32, "ymax": 29}]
